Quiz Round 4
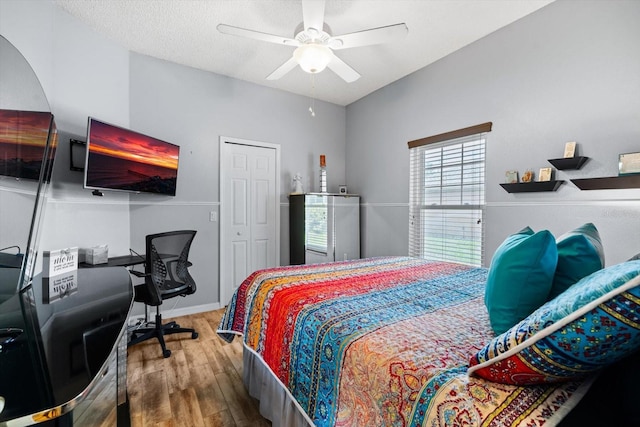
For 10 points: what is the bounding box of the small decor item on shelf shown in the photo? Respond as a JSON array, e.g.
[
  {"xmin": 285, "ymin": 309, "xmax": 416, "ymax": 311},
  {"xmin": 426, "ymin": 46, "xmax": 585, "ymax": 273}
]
[
  {"xmin": 339, "ymin": 185, "xmax": 348, "ymax": 194},
  {"xmin": 81, "ymin": 245, "xmax": 108, "ymax": 265},
  {"xmin": 538, "ymin": 167, "xmax": 552, "ymax": 182},
  {"xmin": 320, "ymin": 154, "xmax": 327, "ymax": 193},
  {"xmin": 43, "ymin": 246, "xmax": 80, "ymax": 304},
  {"xmin": 564, "ymin": 141, "xmax": 576, "ymax": 158},
  {"xmin": 618, "ymin": 152, "xmax": 640, "ymax": 175},
  {"xmin": 43, "ymin": 247, "xmax": 78, "ymax": 277},
  {"xmin": 292, "ymin": 172, "xmax": 304, "ymax": 194},
  {"xmin": 521, "ymin": 169, "xmax": 534, "ymax": 183},
  {"xmin": 505, "ymin": 170, "xmax": 518, "ymax": 184}
]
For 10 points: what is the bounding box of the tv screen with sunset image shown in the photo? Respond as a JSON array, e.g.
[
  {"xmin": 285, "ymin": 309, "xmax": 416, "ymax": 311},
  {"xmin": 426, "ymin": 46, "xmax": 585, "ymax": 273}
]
[
  {"xmin": 0, "ymin": 109, "xmax": 54, "ymax": 180},
  {"xmin": 84, "ymin": 118, "xmax": 179, "ymax": 196}
]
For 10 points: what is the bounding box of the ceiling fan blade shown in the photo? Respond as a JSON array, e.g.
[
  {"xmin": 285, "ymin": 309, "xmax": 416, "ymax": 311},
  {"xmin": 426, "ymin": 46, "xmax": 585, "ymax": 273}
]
[
  {"xmin": 302, "ymin": 0, "xmax": 326, "ymax": 35},
  {"xmin": 327, "ymin": 52, "xmax": 360, "ymax": 83},
  {"xmin": 266, "ymin": 56, "xmax": 299, "ymax": 80},
  {"xmin": 329, "ymin": 23, "xmax": 408, "ymax": 50},
  {"xmin": 217, "ymin": 24, "xmax": 299, "ymax": 46}
]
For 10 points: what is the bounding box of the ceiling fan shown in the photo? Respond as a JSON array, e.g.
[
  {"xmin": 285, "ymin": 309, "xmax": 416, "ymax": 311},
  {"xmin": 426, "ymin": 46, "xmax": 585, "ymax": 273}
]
[{"xmin": 217, "ymin": 0, "xmax": 408, "ymax": 83}]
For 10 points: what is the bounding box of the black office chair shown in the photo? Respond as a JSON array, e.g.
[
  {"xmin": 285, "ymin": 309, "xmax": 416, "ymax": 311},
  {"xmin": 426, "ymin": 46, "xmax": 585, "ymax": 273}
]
[{"xmin": 128, "ymin": 230, "xmax": 198, "ymax": 358}]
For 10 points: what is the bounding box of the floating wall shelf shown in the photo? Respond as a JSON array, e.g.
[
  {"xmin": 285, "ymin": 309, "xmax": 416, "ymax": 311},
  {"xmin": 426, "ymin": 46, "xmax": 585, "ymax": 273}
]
[
  {"xmin": 571, "ymin": 175, "xmax": 640, "ymax": 190},
  {"xmin": 500, "ymin": 180, "xmax": 564, "ymax": 193},
  {"xmin": 547, "ymin": 156, "xmax": 589, "ymax": 170}
]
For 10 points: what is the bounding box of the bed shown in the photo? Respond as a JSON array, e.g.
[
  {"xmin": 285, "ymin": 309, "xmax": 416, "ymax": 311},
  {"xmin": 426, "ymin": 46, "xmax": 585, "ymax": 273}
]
[{"xmin": 217, "ymin": 253, "xmax": 640, "ymax": 426}]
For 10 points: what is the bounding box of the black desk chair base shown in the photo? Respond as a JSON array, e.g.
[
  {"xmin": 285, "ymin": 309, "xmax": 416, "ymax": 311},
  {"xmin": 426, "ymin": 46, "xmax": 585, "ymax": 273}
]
[{"xmin": 128, "ymin": 309, "xmax": 198, "ymax": 358}]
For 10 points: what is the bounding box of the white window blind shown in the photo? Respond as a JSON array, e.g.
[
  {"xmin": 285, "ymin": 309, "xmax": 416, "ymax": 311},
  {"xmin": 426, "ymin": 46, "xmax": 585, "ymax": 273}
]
[{"xmin": 408, "ymin": 124, "xmax": 490, "ymax": 266}]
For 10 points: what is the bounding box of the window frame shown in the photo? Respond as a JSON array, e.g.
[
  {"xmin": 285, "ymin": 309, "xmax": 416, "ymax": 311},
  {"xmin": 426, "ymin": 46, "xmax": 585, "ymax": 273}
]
[{"xmin": 408, "ymin": 122, "xmax": 492, "ymax": 266}]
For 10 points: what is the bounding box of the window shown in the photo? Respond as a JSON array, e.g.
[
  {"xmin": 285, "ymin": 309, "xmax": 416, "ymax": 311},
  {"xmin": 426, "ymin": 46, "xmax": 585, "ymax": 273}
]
[
  {"xmin": 408, "ymin": 123, "xmax": 492, "ymax": 266},
  {"xmin": 305, "ymin": 194, "xmax": 328, "ymax": 254}
]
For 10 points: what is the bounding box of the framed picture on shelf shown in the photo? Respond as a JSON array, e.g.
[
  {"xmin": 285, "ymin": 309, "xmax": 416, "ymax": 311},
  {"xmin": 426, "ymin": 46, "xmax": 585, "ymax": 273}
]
[
  {"xmin": 619, "ymin": 152, "xmax": 640, "ymax": 175},
  {"xmin": 538, "ymin": 167, "xmax": 552, "ymax": 182},
  {"xmin": 505, "ymin": 170, "xmax": 518, "ymax": 184},
  {"xmin": 521, "ymin": 169, "xmax": 534, "ymax": 183},
  {"xmin": 563, "ymin": 141, "xmax": 576, "ymax": 158}
]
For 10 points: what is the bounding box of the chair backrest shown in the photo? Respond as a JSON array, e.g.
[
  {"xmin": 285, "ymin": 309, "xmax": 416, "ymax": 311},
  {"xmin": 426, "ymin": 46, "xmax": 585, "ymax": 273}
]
[{"xmin": 143, "ymin": 230, "xmax": 197, "ymax": 305}]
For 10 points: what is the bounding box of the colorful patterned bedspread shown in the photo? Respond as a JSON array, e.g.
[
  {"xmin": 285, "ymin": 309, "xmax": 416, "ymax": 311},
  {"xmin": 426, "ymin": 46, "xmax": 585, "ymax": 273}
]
[{"xmin": 217, "ymin": 257, "xmax": 589, "ymax": 426}]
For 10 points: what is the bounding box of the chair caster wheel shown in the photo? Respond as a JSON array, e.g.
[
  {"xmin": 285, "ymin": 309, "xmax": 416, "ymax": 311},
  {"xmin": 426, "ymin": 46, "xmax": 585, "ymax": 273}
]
[
  {"xmin": 163, "ymin": 349, "xmax": 171, "ymax": 358},
  {"xmin": 192, "ymin": 332, "xmax": 198, "ymax": 339}
]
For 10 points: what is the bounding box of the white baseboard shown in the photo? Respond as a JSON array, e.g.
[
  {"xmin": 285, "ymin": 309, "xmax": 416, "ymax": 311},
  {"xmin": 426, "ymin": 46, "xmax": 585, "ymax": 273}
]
[
  {"xmin": 127, "ymin": 301, "xmax": 223, "ymax": 321},
  {"xmin": 161, "ymin": 302, "xmax": 222, "ymax": 319}
]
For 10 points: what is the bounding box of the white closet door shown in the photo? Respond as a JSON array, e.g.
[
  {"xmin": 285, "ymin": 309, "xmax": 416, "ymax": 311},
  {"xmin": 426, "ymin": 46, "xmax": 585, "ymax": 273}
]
[{"xmin": 220, "ymin": 139, "xmax": 278, "ymax": 306}]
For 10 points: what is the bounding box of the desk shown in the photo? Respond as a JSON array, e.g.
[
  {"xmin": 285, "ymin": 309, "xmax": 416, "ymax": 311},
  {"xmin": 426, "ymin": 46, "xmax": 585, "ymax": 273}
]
[{"xmin": 79, "ymin": 254, "xmax": 146, "ymax": 268}]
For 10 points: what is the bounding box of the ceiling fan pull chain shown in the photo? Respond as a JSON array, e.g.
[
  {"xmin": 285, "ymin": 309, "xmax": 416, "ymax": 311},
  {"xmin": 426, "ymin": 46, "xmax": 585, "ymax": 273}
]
[{"xmin": 309, "ymin": 74, "xmax": 316, "ymax": 117}]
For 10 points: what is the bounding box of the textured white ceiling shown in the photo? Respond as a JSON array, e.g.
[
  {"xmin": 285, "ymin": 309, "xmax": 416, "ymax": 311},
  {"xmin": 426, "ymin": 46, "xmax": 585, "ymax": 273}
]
[{"xmin": 54, "ymin": 0, "xmax": 553, "ymax": 106}]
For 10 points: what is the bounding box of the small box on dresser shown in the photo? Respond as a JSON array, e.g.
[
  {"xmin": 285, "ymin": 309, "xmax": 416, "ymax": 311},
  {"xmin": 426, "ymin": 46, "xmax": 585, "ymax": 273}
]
[{"xmin": 81, "ymin": 245, "xmax": 109, "ymax": 265}]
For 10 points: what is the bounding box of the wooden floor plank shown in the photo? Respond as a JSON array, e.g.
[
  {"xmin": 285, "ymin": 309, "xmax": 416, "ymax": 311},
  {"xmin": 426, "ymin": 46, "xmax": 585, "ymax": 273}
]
[
  {"xmin": 140, "ymin": 340, "xmax": 167, "ymax": 372},
  {"xmin": 221, "ymin": 343, "xmax": 244, "ymax": 376},
  {"xmin": 127, "ymin": 365, "xmax": 144, "ymax": 426},
  {"xmin": 189, "ymin": 363, "xmax": 227, "ymax": 418},
  {"xmin": 141, "ymin": 370, "xmax": 172, "ymax": 424},
  {"xmin": 127, "ymin": 309, "xmax": 272, "ymax": 426},
  {"xmin": 163, "ymin": 348, "xmax": 192, "ymax": 394},
  {"xmin": 169, "ymin": 388, "xmax": 206, "ymax": 427},
  {"xmin": 180, "ymin": 336, "xmax": 210, "ymax": 367},
  {"xmin": 200, "ymin": 336, "xmax": 229, "ymax": 374},
  {"xmin": 215, "ymin": 368, "xmax": 262, "ymax": 426},
  {"xmin": 129, "ymin": 413, "xmax": 142, "ymax": 427},
  {"xmin": 203, "ymin": 410, "xmax": 236, "ymax": 427},
  {"xmin": 188, "ymin": 316, "xmax": 218, "ymax": 341},
  {"xmin": 204, "ymin": 309, "xmax": 223, "ymax": 325}
]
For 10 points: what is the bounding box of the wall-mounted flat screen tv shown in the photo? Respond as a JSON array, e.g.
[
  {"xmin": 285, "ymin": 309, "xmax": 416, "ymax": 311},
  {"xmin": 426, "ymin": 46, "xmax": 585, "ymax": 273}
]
[
  {"xmin": 84, "ymin": 118, "xmax": 179, "ymax": 196},
  {"xmin": 0, "ymin": 109, "xmax": 55, "ymax": 181}
]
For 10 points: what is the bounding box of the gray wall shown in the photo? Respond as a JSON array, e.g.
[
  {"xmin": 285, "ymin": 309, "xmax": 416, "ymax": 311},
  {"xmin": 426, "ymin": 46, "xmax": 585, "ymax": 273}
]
[{"xmin": 346, "ymin": 0, "xmax": 640, "ymax": 266}]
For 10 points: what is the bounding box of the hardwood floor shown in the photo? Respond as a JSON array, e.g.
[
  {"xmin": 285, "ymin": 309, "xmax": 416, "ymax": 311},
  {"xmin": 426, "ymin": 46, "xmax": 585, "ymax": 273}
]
[{"xmin": 126, "ymin": 309, "xmax": 271, "ymax": 427}]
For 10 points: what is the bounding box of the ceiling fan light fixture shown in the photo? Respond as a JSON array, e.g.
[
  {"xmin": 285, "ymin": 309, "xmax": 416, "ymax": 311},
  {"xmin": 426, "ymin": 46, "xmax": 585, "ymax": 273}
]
[{"xmin": 293, "ymin": 44, "xmax": 331, "ymax": 74}]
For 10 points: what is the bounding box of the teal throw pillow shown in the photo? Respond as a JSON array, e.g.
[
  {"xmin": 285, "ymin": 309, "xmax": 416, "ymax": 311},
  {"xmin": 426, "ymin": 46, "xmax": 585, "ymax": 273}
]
[
  {"xmin": 550, "ymin": 222, "xmax": 604, "ymax": 299},
  {"xmin": 485, "ymin": 227, "xmax": 558, "ymax": 335}
]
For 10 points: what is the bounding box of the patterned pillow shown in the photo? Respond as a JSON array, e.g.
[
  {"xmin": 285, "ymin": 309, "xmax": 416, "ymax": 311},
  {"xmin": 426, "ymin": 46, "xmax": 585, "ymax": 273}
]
[
  {"xmin": 469, "ymin": 261, "xmax": 640, "ymax": 385},
  {"xmin": 484, "ymin": 227, "xmax": 558, "ymax": 335},
  {"xmin": 550, "ymin": 223, "xmax": 604, "ymax": 299}
]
